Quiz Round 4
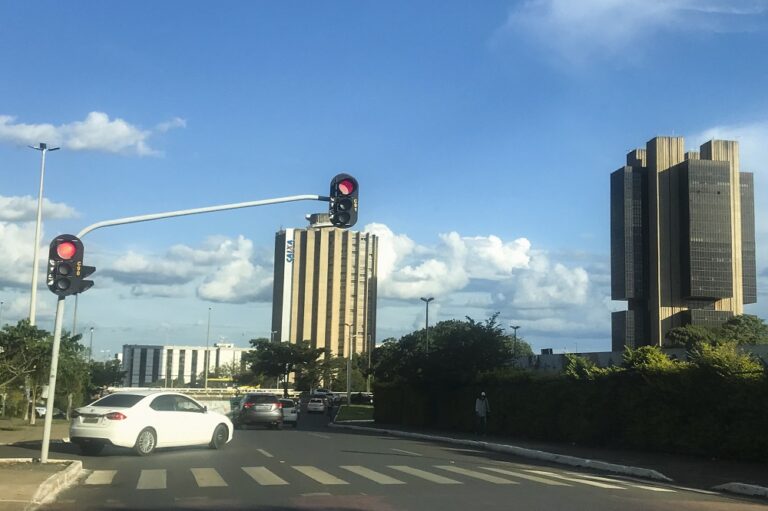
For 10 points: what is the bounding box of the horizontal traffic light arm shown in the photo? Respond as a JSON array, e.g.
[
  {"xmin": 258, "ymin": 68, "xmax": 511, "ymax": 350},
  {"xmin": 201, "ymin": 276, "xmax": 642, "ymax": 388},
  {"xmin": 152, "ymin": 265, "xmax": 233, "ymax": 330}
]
[{"xmin": 76, "ymin": 194, "xmax": 331, "ymax": 239}]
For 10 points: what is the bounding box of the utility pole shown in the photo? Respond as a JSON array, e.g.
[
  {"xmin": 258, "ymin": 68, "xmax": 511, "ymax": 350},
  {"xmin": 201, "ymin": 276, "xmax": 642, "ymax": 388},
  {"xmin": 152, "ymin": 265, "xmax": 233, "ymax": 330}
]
[
  {"xmin": 420, "ymin": 297, "xmax": 434, "ymax": 354},
  {"xmin": 204, "ymin": 307, "xmax": 211, "ymax": 389}
]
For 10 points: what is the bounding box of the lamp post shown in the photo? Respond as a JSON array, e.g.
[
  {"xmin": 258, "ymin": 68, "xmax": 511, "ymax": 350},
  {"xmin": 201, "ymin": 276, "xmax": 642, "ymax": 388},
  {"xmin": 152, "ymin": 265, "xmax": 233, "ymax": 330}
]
[
  {"xmin": 28, "ymin": 143, "xmax": 59, "ymax": 326},
  {"xmin": 88, "ymin": 327, "xmax": 94, "ymax": 361},
  {"xmin": 204, "ymin": 307, "xmax": 211, "ymax": 389},
  {"xmin": 270, "ymin": 330, "xmax": 278, "ymax": 342},
  {"xmin": 0, "ymin": 301, "xmax": 4, "ymax": 326},
  {"xmin": 345, "ymin": 323, "xmax": 354, "ymax": 405},
  {"xmin": 510, "ymin": 325, "xmax": 520, "ymax": 355},
  {"xmin": 420, "ymin": 297, "xmax": 434, "ymax": 354}
]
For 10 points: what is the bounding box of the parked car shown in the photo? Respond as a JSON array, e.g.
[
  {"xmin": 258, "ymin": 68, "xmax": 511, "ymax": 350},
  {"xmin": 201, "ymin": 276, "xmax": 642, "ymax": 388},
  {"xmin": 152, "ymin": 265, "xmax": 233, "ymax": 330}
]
[
  {"xmin": 35, "ymin": 406, "xmax": 65, "ymax": 419},
  {"xmin": 233, "ymin": 393, "xmax": 283, "ymax": 429},
  {"xmin": 306, "ymin": 397, "xmax": 326, "ymax": 413},
  {"xmin": 279, "ymin": 398, "xmax": 299, "ymax": 427},
  {"xmin": 69, "ymin": 390, "xmax": 233, "ymax": 456}
]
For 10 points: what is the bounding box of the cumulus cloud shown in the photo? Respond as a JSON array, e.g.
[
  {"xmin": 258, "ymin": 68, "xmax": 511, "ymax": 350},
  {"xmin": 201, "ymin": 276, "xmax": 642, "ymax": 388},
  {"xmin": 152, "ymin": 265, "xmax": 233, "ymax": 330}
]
[
  {"xmin": 501, "ymin": 0, "xmax": 765, "ymax": 64},
  {"xmin": 100, "ymin": 252, "xmax": 199, "ymax": 286},
  {"xmin": 0, "ymin": 112, "xmax": 185, "ymax": 156},
  {"xmin": 0, "ymin": 195, "xmax": 78, "ymax": 222}
]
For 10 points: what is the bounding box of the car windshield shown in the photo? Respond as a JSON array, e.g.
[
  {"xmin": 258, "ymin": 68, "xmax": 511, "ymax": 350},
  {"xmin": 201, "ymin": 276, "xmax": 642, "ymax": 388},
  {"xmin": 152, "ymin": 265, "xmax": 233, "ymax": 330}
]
[{"xmin": 90, "ymin": 394, "xmax": 144, "ymax": 408}]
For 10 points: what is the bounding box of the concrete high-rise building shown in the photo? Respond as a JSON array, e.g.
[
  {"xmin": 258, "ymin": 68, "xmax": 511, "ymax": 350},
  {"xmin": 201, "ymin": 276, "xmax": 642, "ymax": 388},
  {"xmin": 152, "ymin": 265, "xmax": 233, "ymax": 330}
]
[
  {"xmin": 271, "ymin": 219, "xmax": 378, "ymax": 357},
  {"xmin": 611, "ymin": 136, "xmax": 757, "ymax": 350}
]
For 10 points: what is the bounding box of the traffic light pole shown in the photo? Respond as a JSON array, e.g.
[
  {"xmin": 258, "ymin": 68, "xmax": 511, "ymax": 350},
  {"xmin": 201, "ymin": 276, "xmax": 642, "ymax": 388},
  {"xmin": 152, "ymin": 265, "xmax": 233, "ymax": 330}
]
[
  {"xmin": 41, "ymin": 192, "xmax": 333, "ymax": 462},
  {"xmin": 40, "ymin": 296, "xmax": 65, "ymax": 463}
]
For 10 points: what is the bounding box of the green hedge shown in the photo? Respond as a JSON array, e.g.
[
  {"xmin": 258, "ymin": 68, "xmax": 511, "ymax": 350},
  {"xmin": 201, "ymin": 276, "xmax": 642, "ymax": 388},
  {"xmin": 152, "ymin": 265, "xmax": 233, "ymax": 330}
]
[{"xmin": 373, "ymin": 369, "xmax": 768, "ymax": 461}]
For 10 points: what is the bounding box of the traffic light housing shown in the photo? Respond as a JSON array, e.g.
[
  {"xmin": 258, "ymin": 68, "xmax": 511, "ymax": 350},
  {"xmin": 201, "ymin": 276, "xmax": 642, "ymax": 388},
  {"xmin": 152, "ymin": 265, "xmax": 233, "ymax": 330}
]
[
  {"xmin": 47, "ymin": 234, "xmax": 95, "ymax": 296},
  {"xmin": 329, "ymin": 173, "xmax": 358, "ymax": 228}
]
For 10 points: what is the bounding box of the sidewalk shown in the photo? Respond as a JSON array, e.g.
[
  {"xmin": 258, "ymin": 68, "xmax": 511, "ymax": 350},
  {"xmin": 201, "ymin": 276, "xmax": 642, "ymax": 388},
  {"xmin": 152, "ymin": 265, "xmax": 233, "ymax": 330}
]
[
  {"xmin": 330, "ymin": 421, "xmax": 768, "ymax": 499},
  {"xmin": 0, "ymin": 419, "xmax": 80, "ymax": 511}
]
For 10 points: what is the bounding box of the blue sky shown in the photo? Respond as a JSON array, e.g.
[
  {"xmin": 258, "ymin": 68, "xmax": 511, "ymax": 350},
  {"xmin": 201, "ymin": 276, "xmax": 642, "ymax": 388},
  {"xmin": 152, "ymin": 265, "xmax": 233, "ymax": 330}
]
[{"xmin": 1, "ymin": 0, "xmax": 766, "ymax": 358}]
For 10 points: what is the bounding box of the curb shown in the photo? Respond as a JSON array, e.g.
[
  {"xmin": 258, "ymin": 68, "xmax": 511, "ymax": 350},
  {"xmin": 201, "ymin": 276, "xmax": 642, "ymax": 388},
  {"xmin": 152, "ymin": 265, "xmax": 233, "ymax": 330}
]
[
  {"xmin": 713, "ymin": 483, "xmax": 768, "ymax": 499},
  {"xmin": 30, "ymin": 459, "xmax": 82, "ymax": 509},
  {"xmin": 329, "ymin": 423, "xmax": 673, "ymax": 482}
]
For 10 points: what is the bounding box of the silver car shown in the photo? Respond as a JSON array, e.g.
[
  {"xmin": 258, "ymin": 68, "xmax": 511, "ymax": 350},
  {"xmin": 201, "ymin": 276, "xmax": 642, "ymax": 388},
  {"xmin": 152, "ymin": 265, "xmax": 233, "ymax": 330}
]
[{"xmin": 279, "ymin": 398, "xmax": 299, "ymax": 427}]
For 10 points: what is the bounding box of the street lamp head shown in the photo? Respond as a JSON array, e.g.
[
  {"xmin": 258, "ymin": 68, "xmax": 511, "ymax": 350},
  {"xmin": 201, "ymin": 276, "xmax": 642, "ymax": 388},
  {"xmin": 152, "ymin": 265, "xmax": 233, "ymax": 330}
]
[{"xmin": 420, "ymin": 297, "xmax": 434, "ymax": 303}]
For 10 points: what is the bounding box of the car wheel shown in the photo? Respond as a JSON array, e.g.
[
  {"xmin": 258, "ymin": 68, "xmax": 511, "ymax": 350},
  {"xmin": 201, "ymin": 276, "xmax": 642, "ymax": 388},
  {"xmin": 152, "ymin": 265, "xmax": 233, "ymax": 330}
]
[
  {"xmin": 79, "ymin": 441, "xmax": 104, "ymax": 456},
  {"xmin": 209, "ymin": 424, "xmax": 229, "ymax": 449},
  {"xmin": 134, "ymin": 428, "xmax": 157, "ymax": 456}
]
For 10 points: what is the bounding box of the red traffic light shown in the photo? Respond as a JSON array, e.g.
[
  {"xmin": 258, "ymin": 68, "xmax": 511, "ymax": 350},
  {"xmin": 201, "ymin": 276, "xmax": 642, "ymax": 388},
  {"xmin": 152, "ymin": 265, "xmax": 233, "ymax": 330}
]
[
  {"xmin": 337, "ymin": 179, "xmax": 355, "ymax": 195},
  {"xmin": 56, "ymin": 241, "xmax": 77, "ymax": 260}
]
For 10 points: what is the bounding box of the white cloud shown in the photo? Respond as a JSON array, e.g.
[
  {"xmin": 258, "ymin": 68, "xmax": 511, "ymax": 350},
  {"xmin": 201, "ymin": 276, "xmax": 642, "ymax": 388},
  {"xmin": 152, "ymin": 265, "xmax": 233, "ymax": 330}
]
[
  {"xmin": 511, "ymin": 252, "xmax": 590, "ymax": 308},
  {"xmin": 0, "ymin": 112, "xmax": 185, "ymax": 156},
  {"xmin": 501, "ymin": 0, "xmax": 765, "ymax": 63},
  {"xmin": 0, "ymin": 221, "xmax": 38, "ymax": 288},
  {"xmin": 0, "ymin": 195, "xmax": 77, "ymax": 222}
]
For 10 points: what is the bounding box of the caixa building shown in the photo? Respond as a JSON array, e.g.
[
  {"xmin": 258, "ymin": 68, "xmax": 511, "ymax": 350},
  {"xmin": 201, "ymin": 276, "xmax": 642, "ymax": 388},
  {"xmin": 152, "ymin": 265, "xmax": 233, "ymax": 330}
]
[
  {"xmin": 610, "ymin": 137, "xmax": 757, "ymax": 350},
  {"xmin": 121, "ymin": 343, "xmax": 250, "ymax": 387}
]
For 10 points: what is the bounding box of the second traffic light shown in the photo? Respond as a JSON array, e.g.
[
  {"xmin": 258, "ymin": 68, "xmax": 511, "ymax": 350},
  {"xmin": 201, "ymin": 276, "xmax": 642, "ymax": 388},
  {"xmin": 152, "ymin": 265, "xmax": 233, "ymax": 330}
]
[
  {"xmin": 329, "ymin": 173, "xmax": 358, "ymax": 228},
  {"xmin": 47, "ymin": 234, "xmax": 96, "ymax": 297}
]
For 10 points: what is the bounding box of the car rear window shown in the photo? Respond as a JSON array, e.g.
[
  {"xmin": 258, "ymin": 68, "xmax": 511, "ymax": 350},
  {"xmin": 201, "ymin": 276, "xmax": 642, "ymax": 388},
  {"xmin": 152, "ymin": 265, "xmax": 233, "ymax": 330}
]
[
  {"xmin": 245, "ymin": 394, "xmax": 278, "ymax": 404},
  {"xmin": 91, "ymin": 394, "xmax": 144, "ymax": 408}
]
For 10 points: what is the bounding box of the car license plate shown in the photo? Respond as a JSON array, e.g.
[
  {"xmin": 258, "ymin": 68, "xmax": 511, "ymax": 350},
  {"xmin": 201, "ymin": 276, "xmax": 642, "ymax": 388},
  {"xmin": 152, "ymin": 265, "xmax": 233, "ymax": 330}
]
[{"xmin": 83, "ymin": 417, "xmax": 99, "ymax": 424}]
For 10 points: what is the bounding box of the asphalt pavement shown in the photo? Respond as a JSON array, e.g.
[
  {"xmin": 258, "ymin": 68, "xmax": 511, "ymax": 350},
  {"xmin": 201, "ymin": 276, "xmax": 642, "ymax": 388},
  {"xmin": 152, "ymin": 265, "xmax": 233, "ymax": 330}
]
[{"xmin": 0, "ymin": 416, "xmax": 768, "ymax": 511}]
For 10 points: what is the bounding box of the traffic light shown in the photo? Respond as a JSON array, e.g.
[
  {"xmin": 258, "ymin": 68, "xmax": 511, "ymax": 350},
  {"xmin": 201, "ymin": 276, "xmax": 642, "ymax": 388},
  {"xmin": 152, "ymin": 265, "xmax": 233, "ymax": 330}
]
[
  {"xmin": 47, "ymin": 234, "xmax": 95, "ymax": 296},
  {"xmin": 328, "ymin": 173, "xmax": 358, "ymax": 228}
]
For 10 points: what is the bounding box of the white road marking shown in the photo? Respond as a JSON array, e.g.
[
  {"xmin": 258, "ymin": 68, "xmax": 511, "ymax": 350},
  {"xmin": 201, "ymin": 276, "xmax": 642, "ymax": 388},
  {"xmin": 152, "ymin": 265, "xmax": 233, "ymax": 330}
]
[
  {"xmin": 242, "ymin": 467, "xmax": 289, "ymax": 486},
  {"xmin": 390, "ymin": 448, "xmax": 422, "ymax": 457},
  {"xmin": 524, "ymin": 470, "xmax": 626, "ymax": 489},
  {"xmin": 480, "ymin": 467, "xmax": 572, "ymax": 486},
  {"xmin": 257, "ymin": 449, "xmax": 274, "ymax": 458},
  {"xmin": 191, "ymin": 468, "xmax": 228, "ymax": 487},
  {"xmin": 85, "ymin": 470, "xmax": 117, "ymax": 485},
  {"xmin": 565, "ymin": 472, "xmax": 676, "ymax": 493},
  {"xmin": 308, "ymin": 433, "xmax": 331, "ymax": 439},
  {"xmin": 137, "ymin": 469, "xmax": 166, "ymax": 490},
  {"xmin": 388, "ymin": 465, "xmax": 462, "ymax": 484},
  {"xmin": 340, "ymin": 466, "xmax": 406, "ymax": 485},
  {"xmin": 435, "ymin": 465, "xmax": 518, "ymax": 484},
  {"xmin": 293, "ymin": 466, "xmax": 349, "ymax": 485}
]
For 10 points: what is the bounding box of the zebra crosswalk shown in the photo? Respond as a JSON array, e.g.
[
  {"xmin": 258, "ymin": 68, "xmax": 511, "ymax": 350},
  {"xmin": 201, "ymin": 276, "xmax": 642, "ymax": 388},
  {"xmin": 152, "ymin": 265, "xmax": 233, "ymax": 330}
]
[{"xmin": 81, "ymin": 464, "xmax": 677, "ymax": 494}]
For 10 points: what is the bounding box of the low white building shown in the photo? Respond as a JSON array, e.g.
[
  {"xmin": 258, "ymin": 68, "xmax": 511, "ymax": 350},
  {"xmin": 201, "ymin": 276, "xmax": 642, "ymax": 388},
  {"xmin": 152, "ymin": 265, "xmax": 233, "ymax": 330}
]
[{"xmin": 121, "ymin": 343, "xmax": 250, "ymax": 387}]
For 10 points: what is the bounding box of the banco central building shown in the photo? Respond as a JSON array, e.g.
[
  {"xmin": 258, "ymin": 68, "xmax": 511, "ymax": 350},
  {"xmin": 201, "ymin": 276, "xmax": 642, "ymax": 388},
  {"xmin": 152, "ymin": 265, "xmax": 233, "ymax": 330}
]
[{"xmin": 611, "ymin": 136, "xmax": 757, "ymax": 350}]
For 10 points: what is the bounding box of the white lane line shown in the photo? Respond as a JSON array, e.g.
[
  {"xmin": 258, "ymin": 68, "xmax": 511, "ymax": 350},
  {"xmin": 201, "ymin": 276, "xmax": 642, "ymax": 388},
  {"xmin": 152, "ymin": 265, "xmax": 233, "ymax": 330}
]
[
  {"xmin": 435, "ymin": 465, "xmax": 518, "ymax": 485},
  {"xmin": 137, "ymin": 469, "xmax": 166, "ymax": 490},
  {"xmin": 308, "ymin": 433, "xmax": 331, "ymax": 439},
  {"xmin": 293, "ymin": 466, "xmax": 349, "ymax": 485},
  {"xmin": 524, "ymin": 470, "xmax": 626, "ymax": 489},
  {"xmin": 242, "ymin": 467, "xmax": 289, "ymax": 486},
  {"xmin": 390, "ymin": 448, "xmax": 422, "ymax": 457},
  {"xmin": 388, "ymin": 465, "xmax": 462, "ymax": 485},
  {"xmin": 480, "ymin": 467, "xmax": 572, "ymax": 486},
  {"xmin": 85, "ymin": 470, "xmax": 117, "ymax": 485},
  {"xmin": 191, "ymin": 468, "xmax": 228, "ymax": 487},
  {"xmin": 340, "ymin": 466, "xmax": 406, "ymax": 485},
  {"xmin": 257, "ymin": 449, "xmax": 274, "ymax": 458},
  {"xmin": 564, "ymin": 473, "xmax": 676, "ymax": 493}
]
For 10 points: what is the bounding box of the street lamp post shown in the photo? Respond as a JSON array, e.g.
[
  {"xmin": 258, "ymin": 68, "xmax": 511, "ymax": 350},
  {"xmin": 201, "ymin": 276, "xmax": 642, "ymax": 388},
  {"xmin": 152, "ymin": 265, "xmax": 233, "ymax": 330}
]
[
  {"xmin": 204, "ymin": 307, "xmax": 211, "ymax": 389},
  {"xmin": 420, "ymin": 297, "xmax": 434, "ymax": 354},
  {"xmin": 345, "ymin": 323, "xmax": 354, "ymax": 405},
  {"xmin": 0, "ymin": 301, "xmax": 4, "ymax": 326},
  {"xmin": 88, "ymin": 327, "xmax": 94, "ymax": 361},
  {"xmin": 28, "ymin": 143, "xmax": 59, "ymax": 326},
  {"xmin": 510, "ymin": 325, "xmax": 520, "ymax": 355}
]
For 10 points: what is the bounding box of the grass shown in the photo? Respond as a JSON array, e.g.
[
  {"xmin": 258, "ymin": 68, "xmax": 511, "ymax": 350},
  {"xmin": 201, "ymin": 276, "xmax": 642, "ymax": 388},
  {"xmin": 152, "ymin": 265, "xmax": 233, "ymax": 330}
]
[{"xmin": 335, "ymin": 405, "xmax": 374, "ymax": 421}]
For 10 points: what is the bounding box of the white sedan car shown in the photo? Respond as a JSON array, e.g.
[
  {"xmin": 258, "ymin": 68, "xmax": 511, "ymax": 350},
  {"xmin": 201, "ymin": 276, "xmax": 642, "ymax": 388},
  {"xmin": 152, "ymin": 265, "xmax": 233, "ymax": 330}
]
[{"xmin": 70, "ymin": 390, "xmax": 233, "ymax": 456}]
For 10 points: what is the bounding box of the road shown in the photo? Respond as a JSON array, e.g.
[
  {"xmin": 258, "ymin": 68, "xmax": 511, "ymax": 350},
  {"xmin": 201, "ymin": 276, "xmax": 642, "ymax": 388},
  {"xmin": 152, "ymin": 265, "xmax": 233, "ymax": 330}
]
[{"xmin": 3, "ymin": 410, "xmax": 764, "ymax": 511}]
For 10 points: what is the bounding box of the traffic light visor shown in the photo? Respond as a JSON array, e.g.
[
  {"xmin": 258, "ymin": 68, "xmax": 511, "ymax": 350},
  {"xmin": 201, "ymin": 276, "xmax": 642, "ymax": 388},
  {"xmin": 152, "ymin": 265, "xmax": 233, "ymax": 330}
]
[
  {"xmin": 338, "ymin": 179, "xmax": 355, "ymax": 195},
  {"xmin": 56, "ymin": 242, "xmax": 77, "ymax": 260}
]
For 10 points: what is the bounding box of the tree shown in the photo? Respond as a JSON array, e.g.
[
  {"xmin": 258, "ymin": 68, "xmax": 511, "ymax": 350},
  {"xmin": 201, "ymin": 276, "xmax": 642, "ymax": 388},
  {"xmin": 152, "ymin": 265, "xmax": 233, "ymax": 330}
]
[
  {"xmin": 0, "ymin": 320, "xmax": 49, "ymax": 389},
  {"xmin": 688, "ymin": 341, "xmax": 764, "ymax": 378},
  {"xmin": 718, "ymin": 315, "xmax": 768, "ymax": 345},
  {"xmin": 622, "ymin": 346, "xmax": 679, "ymax": 371},
  {"xmin": 244, "ymin": 339, "xmax": 324, "ymax": 396},
  {"xmin": 665, "ymin": 324, "xmax": 717, "ymax": 349},
  {"xmin": 89, "ymin": 359, "xmax": 126, "ymax": 389}
]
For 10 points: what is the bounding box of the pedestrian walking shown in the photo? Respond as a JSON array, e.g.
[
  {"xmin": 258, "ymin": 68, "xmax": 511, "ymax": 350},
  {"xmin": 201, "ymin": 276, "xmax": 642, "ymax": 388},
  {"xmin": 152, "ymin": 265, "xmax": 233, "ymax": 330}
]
[{"xmin": 475, "ymin": 391, "xmax": 490, "ymax": 435}]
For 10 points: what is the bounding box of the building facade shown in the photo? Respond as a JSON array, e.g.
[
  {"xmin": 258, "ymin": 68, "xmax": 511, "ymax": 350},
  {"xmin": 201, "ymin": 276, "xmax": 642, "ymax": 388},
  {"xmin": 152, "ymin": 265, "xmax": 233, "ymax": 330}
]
[
  {"xmin": 271, "ymin": 222, "xmax": 378, "ymax": 357},
  {"xmin": 611, "ymin": 137, "xmax": 757, "ymax": 350},
  {"xmin": 121, "ymin": 343, "xmax": 249, "ymax": 387}
]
